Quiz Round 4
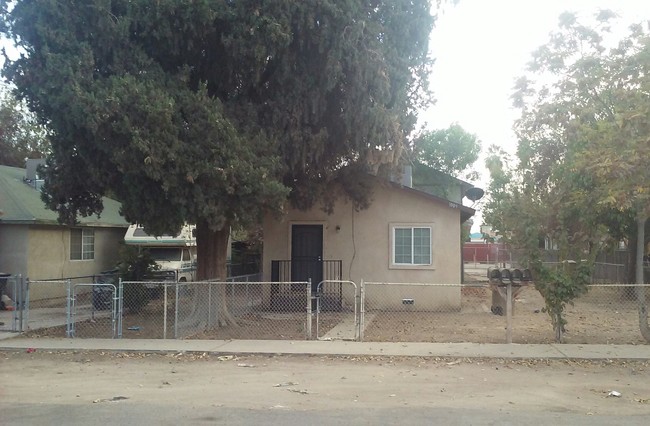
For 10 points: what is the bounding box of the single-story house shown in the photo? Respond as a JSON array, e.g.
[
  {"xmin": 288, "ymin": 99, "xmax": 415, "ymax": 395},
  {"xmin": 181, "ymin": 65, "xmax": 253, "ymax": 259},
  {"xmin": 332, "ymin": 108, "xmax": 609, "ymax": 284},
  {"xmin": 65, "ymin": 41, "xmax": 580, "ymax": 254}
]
[
  {"xmin": 0, "ymin": 162, "xmax": 128, "ymax": 300},
  {"xmin": 262, "ymin": 169, "xmax": 475, "ymax": 311}
]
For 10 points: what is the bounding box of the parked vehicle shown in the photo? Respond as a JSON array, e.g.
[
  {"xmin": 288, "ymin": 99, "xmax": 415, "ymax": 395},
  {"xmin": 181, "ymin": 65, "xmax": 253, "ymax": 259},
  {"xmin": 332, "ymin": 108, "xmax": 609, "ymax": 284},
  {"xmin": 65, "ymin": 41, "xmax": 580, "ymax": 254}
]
[{"xmin": 124, "ymin": 224, "xmax": 197, "ymax": 283}]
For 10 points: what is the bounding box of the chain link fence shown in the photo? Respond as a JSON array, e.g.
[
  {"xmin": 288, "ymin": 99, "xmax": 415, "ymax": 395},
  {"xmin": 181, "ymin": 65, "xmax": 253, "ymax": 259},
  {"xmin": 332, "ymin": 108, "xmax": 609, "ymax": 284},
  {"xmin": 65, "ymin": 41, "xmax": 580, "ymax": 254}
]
[
  {"xmin": 8, "ymin": 274, "xmax": 119, "ymax": 337},
  {"xmin": 118, "ymin": 280, "xmax": 313, "ymax": 340},
  {"xmin": 23, "ymin": 279, "xmax": 69, "ymax": 335},
  {"xmin": 0, "ymin": 275, "xmax": 25, "ymax": 332},
  {"xmin": 362, "ymin": 282, "xmax": 503, "ymax": 343},
  {"xmin": 9, "ymin": 275, "xmax": 650, "ymax": 345},
  {"xmin": 360, "ymin": 282, "xmax": 650, "ymax": 344},
  {"xmin": 313, "ymin": 280, "xmax": 359, "ymax": 341}
]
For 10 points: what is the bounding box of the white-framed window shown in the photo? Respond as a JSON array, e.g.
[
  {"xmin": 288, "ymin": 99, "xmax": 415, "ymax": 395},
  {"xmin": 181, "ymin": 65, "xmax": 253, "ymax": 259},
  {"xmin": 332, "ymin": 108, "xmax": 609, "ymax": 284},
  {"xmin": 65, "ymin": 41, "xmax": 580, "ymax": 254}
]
[
  {"xmin": 392, "ymin": 226, "xmax": 432, "ymax": 266},
  {"xmin": 70, "ymin": 228, "xmax": 95, "ymax": 260}
]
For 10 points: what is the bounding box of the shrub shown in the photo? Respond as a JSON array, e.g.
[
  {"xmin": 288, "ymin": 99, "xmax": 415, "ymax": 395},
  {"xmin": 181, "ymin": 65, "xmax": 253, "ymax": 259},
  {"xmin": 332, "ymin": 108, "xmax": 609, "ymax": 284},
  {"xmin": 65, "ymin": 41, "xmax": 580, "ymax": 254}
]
[{"xmin": 117, "ymin": 245, "xmax": 159, "ymax": 312}]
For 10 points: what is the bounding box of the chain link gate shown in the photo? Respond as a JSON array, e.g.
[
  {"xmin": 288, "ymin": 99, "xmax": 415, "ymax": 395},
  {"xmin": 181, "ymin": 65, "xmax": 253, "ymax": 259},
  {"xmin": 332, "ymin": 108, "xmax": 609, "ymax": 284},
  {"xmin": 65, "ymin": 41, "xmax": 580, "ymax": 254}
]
[
  {"xmin": 67, "ymin": 282, "xmax": 121, "ymax": 338},
  {"xmin": 312, "ymin": 280, "xmax": 360, "ymax": 341},
  {"xmin": 0, "ymin": 275, "xmax": 27, "ymax": 332}
]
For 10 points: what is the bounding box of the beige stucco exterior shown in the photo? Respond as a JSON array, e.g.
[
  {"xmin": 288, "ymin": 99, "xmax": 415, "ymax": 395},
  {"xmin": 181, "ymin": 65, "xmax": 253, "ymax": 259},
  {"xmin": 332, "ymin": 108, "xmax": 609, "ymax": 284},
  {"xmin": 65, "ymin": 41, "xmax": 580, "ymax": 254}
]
[
  {"xmin": 0, "ymin": 224, "xmax": 125, "ymax": 301},
  {"xmin": 263, "ymin": 181, "xmax": 466, "ymax": 310}
]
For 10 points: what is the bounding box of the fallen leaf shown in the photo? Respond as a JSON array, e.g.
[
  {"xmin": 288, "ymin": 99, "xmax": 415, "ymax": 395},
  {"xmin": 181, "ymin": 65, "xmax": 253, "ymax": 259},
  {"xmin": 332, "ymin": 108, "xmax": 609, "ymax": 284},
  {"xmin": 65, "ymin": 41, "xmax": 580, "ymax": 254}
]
[
  {"xmin": 217, "ymin": 356, "xmax": 234, "ymax": 361},
  {"xmin": 274, "ymin": 382, "xmax": 299, "ymax": 387}
]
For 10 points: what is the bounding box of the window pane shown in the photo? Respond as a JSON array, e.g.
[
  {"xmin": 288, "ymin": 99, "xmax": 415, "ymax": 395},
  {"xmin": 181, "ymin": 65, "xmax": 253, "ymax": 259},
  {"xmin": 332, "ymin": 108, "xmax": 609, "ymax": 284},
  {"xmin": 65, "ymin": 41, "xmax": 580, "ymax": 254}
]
[
  {"xmin": 413, "ymin": 228, "xmax": 431, "ymax": 264},
  {"xmin": 82, "ymin": 229, "xmax": 95, "ymax": 260},
  {"xmin": 70, "ymin": 229, "xmax": 82, "ymax": 260},
  {"xmin": 394, "ymin": 228, "xmax": 412, "ymax": 264},
  {"xmin": 71, "ymin": 229, "xmax": 94, "ymax": 260}
]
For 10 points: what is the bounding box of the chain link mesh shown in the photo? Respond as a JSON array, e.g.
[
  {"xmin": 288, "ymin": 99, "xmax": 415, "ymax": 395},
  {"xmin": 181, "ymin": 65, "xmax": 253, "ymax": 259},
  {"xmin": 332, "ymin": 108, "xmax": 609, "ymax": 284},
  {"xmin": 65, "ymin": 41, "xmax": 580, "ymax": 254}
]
[
  {"xmin": 361, "ymin": 282, "xmax": 650, "ymax": 344},
  {"xmin": 120, "ymin": 281, "xmax": 311, "ymax": 340},
  {"xmin": 11, "ymin": 276, "xmax": 650, "ymax": 344}
]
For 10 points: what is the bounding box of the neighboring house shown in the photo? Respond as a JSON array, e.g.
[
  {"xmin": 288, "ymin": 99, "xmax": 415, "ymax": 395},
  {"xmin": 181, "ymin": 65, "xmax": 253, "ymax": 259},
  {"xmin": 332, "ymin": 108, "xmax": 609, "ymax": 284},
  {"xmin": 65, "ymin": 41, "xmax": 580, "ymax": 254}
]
[
  {"xmin": 0, "ymin": 162, "xmax": 128, "ymax": 300},
  {"xmin": 262, "ymin": 170, "xmax": 475, "ymax": 311}
]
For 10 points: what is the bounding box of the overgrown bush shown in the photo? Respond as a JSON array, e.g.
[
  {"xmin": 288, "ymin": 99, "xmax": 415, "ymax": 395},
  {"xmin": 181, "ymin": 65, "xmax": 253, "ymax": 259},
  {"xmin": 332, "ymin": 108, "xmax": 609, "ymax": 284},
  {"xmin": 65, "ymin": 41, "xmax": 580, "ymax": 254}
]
[{"xmin": 117, "ymin": 245, "xmax": 159, "ymax": 312}]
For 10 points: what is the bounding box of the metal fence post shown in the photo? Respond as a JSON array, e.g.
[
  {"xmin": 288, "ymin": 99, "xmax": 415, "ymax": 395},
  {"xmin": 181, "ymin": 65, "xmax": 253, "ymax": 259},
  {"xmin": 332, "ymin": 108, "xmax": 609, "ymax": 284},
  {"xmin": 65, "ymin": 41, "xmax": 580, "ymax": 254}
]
[
  {"xmin": 506, "ymin": 281, "xmax": 513, "ymax": 344},
  {"xmin": 354, "ymin": 280, "xmax": 360, "ymax": 341},
  {"xmin": 66, "ymin": 279, "xmax": 73, "ymax": 337},
  {"xmin": 163, "ymin": 282, "xmax": 168, "ymax": 339},
  {"xmin": 207, "ymin": 281, "xmax": 213, "ymax": 329},
  {"xmin": 359, "ymin": 279, "xmax": 366, "ymax": 342},
  {"xmin": 117, "ymin": 279, "xmax": 123, "ymax": 338},
  {"xmin": 174, "ymin": 282, "xmax": 179, "ymax": 339},
  {"xmin": 12, "ymin": 275, "xmax": 22, "ymax": 332},
  {"xmin": 306, "ymin": 279, "xmax": 312, "ymax": 340},
  {"xmin": 23, "ymin": 277, "xmax": 29, "ymax": 333}
]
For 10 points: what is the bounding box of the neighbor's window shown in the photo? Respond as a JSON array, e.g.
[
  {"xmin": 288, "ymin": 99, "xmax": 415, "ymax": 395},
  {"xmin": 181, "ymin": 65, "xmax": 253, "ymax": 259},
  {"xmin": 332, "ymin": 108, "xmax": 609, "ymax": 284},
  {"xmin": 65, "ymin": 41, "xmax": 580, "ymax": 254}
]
[
  {"xmin": 393, "ymin": 227, "xmax": 431, "ymax": 265},
  {"xmin": 70, "ymin": 228, "xmax": 95, "ymax": 260}
]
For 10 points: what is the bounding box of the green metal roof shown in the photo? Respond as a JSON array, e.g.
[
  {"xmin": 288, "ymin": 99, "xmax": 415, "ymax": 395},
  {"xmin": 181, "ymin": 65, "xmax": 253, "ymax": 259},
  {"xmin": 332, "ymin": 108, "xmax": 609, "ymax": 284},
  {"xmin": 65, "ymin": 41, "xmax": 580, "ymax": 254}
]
[{"xmin": 0, "ymin": 165, "xmax": 128, "ymax": 228}]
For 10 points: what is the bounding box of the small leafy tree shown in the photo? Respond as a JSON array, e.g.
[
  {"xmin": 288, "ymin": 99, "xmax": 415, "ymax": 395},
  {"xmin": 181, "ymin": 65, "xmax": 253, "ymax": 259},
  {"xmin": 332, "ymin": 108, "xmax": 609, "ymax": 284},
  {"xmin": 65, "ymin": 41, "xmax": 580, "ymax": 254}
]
[
  {"xmin": 531, "ymin": 260, "xmax": 591, "ymax": 342},
  {"xmin": 413, "ymin": 123, "xmax": 481, "ymax": 180},
  {"xmin": 485, "ymin": 11, "xmax": 650, "ymax": 342}
]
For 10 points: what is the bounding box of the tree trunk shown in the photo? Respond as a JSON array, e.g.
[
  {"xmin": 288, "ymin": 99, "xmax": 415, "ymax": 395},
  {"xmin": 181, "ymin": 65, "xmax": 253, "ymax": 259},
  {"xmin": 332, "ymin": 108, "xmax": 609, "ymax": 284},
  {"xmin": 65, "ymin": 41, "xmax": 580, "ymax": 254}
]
[
  {"xmin": 195, "ymin": 221, "xmax": 237, "ymax": 327},
  {"xmin": 554, "ymin": 314, "xmax": 563, "ymax": 343},
  {"xmin": 627, "ymin": 228, "xmax": 637, "ymax": 286},
  {"xmin": 635, "ymin": 213, "xmax": 650, "ymax": 343}
]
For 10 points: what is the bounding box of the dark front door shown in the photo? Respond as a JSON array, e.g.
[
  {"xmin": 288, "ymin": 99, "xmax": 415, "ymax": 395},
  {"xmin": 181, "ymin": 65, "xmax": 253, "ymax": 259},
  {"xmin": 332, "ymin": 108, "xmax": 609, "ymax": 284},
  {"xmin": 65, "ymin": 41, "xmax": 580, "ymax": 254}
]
[{"xmin": 291, "ymin": 224, "xmax": 323, "ymax": 292}]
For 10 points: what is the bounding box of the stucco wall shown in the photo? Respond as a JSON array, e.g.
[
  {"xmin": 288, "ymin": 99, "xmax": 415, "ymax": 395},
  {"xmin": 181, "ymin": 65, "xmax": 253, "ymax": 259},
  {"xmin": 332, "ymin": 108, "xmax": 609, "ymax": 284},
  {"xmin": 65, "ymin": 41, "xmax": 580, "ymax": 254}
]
[
  {"xmin": 24, "ymin": 225, "xmax": 125, "ymax": 301},
  {"xmin": 0, "ymin": 225, "xmax": 29, "ymax": 276},
  {"xmin": 27, "ymin": 225, "xmax": 124, "ymax": 280},
  {"xmin": 263, "ymin": 182, "xmax": 464, "ymax": 310}
]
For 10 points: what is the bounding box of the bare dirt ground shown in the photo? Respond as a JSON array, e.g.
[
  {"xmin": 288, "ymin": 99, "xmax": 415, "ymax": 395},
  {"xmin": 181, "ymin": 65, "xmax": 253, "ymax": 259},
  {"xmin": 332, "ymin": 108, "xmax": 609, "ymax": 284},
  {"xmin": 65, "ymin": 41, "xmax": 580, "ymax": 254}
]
[
  {"xmin": 1, "ymin": 351, "xmax": 649, "ymax": 425},
  {"xmin": 363, "ymin": 285, "xmax": 649, "ymax": 345}
]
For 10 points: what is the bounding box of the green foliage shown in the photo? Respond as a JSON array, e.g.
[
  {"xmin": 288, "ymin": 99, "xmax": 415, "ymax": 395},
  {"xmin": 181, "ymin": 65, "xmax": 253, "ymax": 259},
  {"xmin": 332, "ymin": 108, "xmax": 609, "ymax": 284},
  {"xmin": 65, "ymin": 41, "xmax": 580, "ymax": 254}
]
[
  {"xmin": 483, "ymin": 11, "xmax": 650, "ymax": 340},
  {"xmin": 1, "ymin": 0, "xmax": 435, "ymax": 235},
  {"xmin": 118, "ymin": 245, "xmax": 158, "ymax": 281},
  {"xmin": 486, "ymin": 11, "xmax": 650, "ymax": 254},
  {"xmin": 117, "ymin": 245, "xmax": 159, "ymax": 312},
  {"xmin": 1, "ymin": 0, "xmax": 436, "ymax": 282},
  {"xmin": 413, "ymin": 123, "xmax": 481, "ymax": 180},
  {"xmin": 0, "ymin": 87, "xmax": 49, "ymax": 166}
]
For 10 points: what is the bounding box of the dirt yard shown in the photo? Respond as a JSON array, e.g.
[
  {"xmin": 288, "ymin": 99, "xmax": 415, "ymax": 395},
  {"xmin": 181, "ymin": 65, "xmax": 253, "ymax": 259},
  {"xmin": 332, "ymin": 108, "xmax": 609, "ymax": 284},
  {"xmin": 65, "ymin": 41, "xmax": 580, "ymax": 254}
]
[{"xmin": 363, "ymin": 286, "xmax": 649, "ymax": 345}]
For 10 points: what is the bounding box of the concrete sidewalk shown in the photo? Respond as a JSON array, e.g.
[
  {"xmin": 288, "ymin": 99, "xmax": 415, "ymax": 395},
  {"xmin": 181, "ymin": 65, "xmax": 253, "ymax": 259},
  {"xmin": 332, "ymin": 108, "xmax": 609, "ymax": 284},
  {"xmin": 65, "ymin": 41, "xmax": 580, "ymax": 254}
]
[{"xmin": 1, "ymin": 337, "xmax": 649, "ymax": 360}]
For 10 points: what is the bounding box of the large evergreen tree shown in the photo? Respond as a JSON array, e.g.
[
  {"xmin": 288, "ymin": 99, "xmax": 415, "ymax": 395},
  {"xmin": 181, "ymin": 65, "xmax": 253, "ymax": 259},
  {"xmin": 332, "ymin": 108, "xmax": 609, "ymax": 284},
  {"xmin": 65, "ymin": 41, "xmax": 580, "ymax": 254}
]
[{"xmin": 1, "ymin": 1, "xmax": 435, "ymax": 288}]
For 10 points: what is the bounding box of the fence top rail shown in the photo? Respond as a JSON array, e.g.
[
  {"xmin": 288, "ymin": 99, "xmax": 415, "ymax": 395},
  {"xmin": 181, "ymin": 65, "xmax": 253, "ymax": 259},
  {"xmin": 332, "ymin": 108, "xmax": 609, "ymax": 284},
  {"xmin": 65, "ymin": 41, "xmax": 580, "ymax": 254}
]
[
  {"xmin": 364, "ymin": 282, "xmax": 470, "ymax": 287},
  {"xmin": 27, "ymin": 279, "xmax": 68, "ymax": 284},
  {"xmin": 30, "ymin": 273, "xmax": 116, "ymax": 282},
  {"xmin": 316, "ymin": 280, "xmax": 357, "ymax": 292},
  {"xmin": 592, "ymin": 262, "xmax": 626, "ymax": 267},
  {"xmin": 119, "ymin": 280, "xmax": 310, "ymax": 286},
  {"xmin": 72, "ymin": 283, "xmax": 116, "ymax": 288},
  {"xmin": 587, "ymin": 283, "xmax": 650, "ymax": 287},
  {"xmin": 541, "ymin": 261, "xmax": 626, "ymax": 267}
]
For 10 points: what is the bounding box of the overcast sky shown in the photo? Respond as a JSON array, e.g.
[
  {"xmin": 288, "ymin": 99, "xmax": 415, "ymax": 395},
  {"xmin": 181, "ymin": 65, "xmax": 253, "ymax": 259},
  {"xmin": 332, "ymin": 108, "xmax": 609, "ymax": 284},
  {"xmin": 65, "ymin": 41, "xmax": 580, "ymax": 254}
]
[{"xmin": 423, "ymin": 0, "xmax": 650, "ymax": 230}]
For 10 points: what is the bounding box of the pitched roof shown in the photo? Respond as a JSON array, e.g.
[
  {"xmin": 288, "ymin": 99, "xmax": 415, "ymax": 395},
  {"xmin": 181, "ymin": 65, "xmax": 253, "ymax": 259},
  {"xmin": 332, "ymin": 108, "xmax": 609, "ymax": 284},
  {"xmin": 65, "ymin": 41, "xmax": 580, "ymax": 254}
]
[
  {"xmin": 387, "ymin": 179, "xmax": 475, "ymax": 223},
  {"xmin": 0, "ymin": 165, "xmax": 128, "ymax": 228}
]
